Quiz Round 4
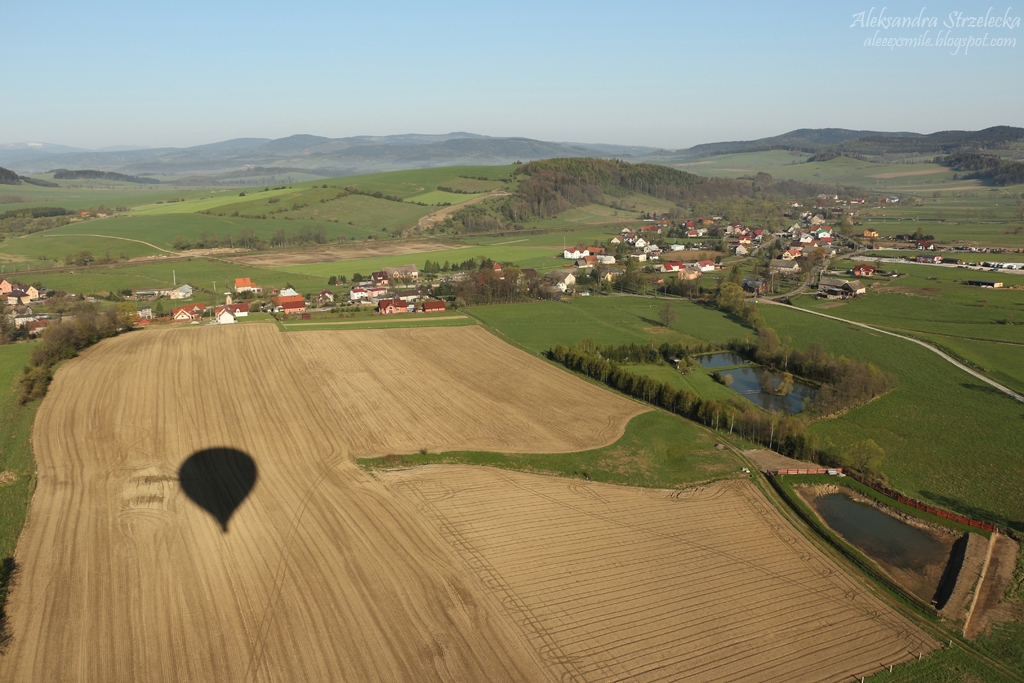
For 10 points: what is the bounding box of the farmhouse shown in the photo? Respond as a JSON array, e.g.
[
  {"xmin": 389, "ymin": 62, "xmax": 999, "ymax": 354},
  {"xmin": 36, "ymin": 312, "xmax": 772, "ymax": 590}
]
[
  {"xmin": 172, "ymin": 303, "xmax": 206, "ymax": 322},
  {"xmin": 317, "ymin": 290, "xmax": 335, "ymax": 305},
  {"xmin": 679, "ymin": 264, "xmax": 702, "ymax": 281},
  {"xmin": 863, "ymin": 228, "xmax": 879, "ymax": 238},
  {"xmin": 377, "ymin": 298, "xmax": 410, "ymax": 315},
  {"xmin": 168, "ymin": 284, "xmax": 194, "ymax": 300},
  {"xmin": 349, "ymin": 286, "xmax": 369, "ymax": 301},
  {"xmin": 818, "ymin": 278, "xmax": 866, "ymax": 298},
  {"xmin": 383, "ymin": 264, "xmax": 419, "ymax": 283},
  {"xmin": 274, "ymin": 294, "xmax": 306, "ymax": 314},
  {"xmin": 660, "ymin": 261, "xmax": 683, "ymax": 273},
  {"xmin": 216, "ymin": 309, "xmax": 237, "ymax": 325},
  {"xmin": 769, "ymin": 260, "xmax": 801, "ymax": 275},
  {"xmin": 234, "ymin": 277, "xmax": 262, "ymax": 294},
  {"xmin": 137, "ymin": 306, "xmax": 153, "ymax": 320},
  {"xmin": 215, "ymin": 302, "xmax": 250, "ymax": 318},
  {"xmin": 421, "ymin": 300, "xmax": 446, "ymax": 313},
  {"xmin": 852, "ymin": 264, "xmax": 878, "ymax": 277},
  {"xmin": 544, "ymin": 269, "xmax": 576, "ymax": 292},
  {"xmin": 742, "ymin": 277, "xmax": 768, "ymax": 295},
  {"xmin": 697, "ymin": 260, "xmax": 715, "ymax": 273}
]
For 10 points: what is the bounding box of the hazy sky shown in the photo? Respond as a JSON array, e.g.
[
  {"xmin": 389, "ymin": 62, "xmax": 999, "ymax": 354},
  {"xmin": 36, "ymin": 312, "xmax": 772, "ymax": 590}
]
[{"xmin": 5, "ymin": 0, "xmax": 1022, "ymax": 149}]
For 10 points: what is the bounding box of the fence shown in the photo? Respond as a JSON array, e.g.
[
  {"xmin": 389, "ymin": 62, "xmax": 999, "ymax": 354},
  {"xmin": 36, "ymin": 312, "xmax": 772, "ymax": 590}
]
[
  {"xmin": 772, "ymin": 469, "xmax": 998, "ymax": 533},
  {"xmin": 847, "ymin": 474, "xmax": 998, "ymax": 533}
]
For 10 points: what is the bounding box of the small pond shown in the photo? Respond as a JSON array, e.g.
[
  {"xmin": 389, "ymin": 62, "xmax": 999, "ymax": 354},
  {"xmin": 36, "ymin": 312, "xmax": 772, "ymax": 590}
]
[
  {"xmin": 812, "ymin": 493, "xmax": 950, "ymax": 573},
  {"xmin": 718, "ymin": 366, "xmax": 817, "ymax": 414},
  {"xmin": 697, "ymin": 352, "xmax": 749, "ymax": 369}
]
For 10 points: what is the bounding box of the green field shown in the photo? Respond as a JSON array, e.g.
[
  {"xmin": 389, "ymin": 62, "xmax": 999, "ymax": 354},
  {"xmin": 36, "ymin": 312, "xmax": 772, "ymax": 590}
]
[
  {"xmin": 757, "ymin": 303, "xmax": 1024, "ymax": 529},
  {"xmin": 358, "ymin": 410, "xmax": 741, "ymax": 489},
  {"xmin": 267, "ymin": 244, "xmax": 571, "ymax": 279},
  {"xmin": 0, "ymin": 342, "xmax": 39, "ymax": 624},
  {"xmin": 469, "ymin": 297, "xmax": 752, "ymax": 354}
]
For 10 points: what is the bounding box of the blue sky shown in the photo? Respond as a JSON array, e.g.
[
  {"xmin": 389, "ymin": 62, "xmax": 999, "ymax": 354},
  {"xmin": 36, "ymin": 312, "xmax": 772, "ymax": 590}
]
[{"xmin": 4, "ymin": 0, "xmax": 1022, "ymax": 148}]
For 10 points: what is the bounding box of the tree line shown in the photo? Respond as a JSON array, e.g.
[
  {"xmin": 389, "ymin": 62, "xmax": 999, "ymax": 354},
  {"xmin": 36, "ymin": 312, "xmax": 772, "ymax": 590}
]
[
  {"xmin": 937, "ymin": 153, "xmax": 1024, "ymax": 186},
  {"xmin": 18, "ymin": 303, "xmax": 137, "ymax": 403},
  {"xmin": 51, "ymin": 169, "xmax": 161, "ymax": 184}
]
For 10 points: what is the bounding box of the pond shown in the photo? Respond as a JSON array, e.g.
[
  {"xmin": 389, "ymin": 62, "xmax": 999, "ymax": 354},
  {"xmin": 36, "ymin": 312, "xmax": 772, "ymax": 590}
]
[
  {"xmin": 813, "ymin": 493, "xmax": 950, "ymax": 573},
  {"xmin": 718, "ymin": 366, "xmax": 817, "ymax": 414},
  {"xmin": 696, "ymin": 352, "xmax": 749, "ymax": 368}
]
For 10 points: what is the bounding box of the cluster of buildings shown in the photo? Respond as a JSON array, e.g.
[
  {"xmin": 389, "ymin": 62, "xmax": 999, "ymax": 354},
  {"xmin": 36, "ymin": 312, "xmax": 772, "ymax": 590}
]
[
  {"xmin": 1, "ymin": 278, "xmax": 51, "ymax": 335},
  {"xmin": 344, "ymin": 265, "xmax": 448, "ymax": 315}
]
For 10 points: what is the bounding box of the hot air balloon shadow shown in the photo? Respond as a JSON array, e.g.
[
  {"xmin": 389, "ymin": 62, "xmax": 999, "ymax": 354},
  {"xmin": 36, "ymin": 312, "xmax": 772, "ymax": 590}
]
[{"xmin": 178, "ymin": 448, "xmax": 257, "ymax": 532}]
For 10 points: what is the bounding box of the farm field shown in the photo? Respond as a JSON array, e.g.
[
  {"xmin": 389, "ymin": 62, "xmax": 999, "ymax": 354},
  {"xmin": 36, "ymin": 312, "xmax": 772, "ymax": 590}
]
[
  {"xmin": 470, "ymin": 296, "xmax": 1024, "ymax": 529},
  {"xmin": 382, "ymin": 465, "xmax": 935, "ymax": 683},
  {"xmin": 470, "ymin": 297, "xmax": 752, "ymax": 354},
  {"xmin": 266, "ymin": 244, "xmax": 570, "ymax": 279},
  {"xmin": 0, "ymin": 324, "xmax": 645, "ymax": 682},
  {"xmin": 0, "ymin": 321, "xmax": 938, "ymax": 682}
]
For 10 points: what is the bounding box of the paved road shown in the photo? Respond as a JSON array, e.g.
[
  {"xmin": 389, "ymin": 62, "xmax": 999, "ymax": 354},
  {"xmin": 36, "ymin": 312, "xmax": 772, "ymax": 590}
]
[{"xmin": 756, "ymin": 300, "xmax": 1024, "ymax": 404}]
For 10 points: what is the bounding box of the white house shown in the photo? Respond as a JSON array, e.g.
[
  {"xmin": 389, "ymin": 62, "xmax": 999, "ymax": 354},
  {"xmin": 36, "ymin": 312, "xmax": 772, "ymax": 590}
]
[
  {"xmin": 596, "ymin": 254, "xmax": 616, "ymax": 264},
  {"xmin": 216, "ymin": 309, "xmax": 236, "ymax": 325},
  {"xmin": 544, "ymin": 270, "xmax": 576, "ymax": 292},
  {"xmin": 349, "ymin": 286, "xmax": 369, "ymax": 301},
  {"xmin": 563, "ymin": 247, "xmax": 590, "ymax": 260},
  {"xmin": 697, "ymin": 260, "xmax": 716, "ymax": 273},
  {"xmin": 279, "ymin": 287, "xmax": 300, "ymax": 297},
  {"xmin": 168, "ymin": 284, "xmax": 194, "ymax": 300},
  {"xmin": 734, "ymin": 245, "xmax": 749, "ymax": 256},
  {"xmin": 634, "ymin": 238, "xmax": 648, "ymax": 249}
]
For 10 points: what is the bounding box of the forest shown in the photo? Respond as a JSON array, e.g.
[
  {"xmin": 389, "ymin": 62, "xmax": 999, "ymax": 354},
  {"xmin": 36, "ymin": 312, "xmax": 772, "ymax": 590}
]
[
  {"xmin": 937, "ymin": 152, "xmax": 1024, "ymax": 185},
  {"xmin": 51, "ymin": 169, "xmax": 161, "ymax": 184}
]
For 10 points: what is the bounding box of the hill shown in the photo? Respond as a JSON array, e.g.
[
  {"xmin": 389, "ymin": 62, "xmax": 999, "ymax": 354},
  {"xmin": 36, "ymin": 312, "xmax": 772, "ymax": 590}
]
[
  {"xmin": 0, "ymin": 133, "xmax": 660, "ymax": 178},
  {"xmin": 658, "ymin": 126, "xmax": 1024, "ymax": 161}
]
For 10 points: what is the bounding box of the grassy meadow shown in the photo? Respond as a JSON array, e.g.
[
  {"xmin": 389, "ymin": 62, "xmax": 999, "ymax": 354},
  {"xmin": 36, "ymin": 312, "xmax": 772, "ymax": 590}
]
[{"xmin": 359, "ymin": 410, "xmax": 741, "ymax": 489}]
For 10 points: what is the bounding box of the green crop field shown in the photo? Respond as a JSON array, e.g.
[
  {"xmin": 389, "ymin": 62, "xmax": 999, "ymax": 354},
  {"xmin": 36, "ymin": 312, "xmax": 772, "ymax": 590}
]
[
  {"xmin": 470, "ymin": 297, "xmax": 752, "ymax": 354},
  {"xmin": 0, "ymin": 342, "xmax": 39, "ymax": 614},
  {"xmin": 358, "ymin": 410, "xmax": 741, "ymax": 489},
  {"xmin": 757, "ymin": 303, "xmax": 1024, "ymax": 529},
  {"xmin": 267, "ymin": 244, "xmax": 571, "ymax": 279},
  {"xmin": 405, "ymin": 190, "xmax": 485, "ymax": 206},
  {"xmin": 17, "ymin": 257, "xmax": 328, "ymax": 300}
]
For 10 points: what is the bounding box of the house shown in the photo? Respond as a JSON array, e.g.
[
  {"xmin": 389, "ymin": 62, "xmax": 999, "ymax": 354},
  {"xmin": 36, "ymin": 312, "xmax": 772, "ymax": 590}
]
[
  {"xmin": 781, "ymin": 248, "xmax": 802, "ymax": 260},
  {"xmin": 383, "ymin": 264, "xmax": 419, "ymax": 283},
  {"xmin": 576, "ymin": 255, "xmax": 598, "ymax": 268},
  {"xmin": 586, "ymin": 246, "xmax": 605, "ymax": 255},
  {"xmin": 660, "ymin": 261, "xmax": 683, "ymax": 273},
  {"xmin": 274, "ymin": 294, "xmax": 306, "ymax": 314},
  {"xmin": 137, "ymin": 306, "xmax": 153, "ymax": 320},
  {"xmin": 678, "ymin": 264, "xmax": 702, "ymax": 281},
  {"xmin": 628, "ymin": 252, "xmax": 647, "ymax": 262},
  {"xmin": 168, "ymin": 284, "xmax": 194, "ymax": 299},
  {"xmin": 4, "ymin": 290, "xmax": 31, "ymax": 305},
  {"xmin": 278, "ymin": 287, "xmax": 300, "ymax": 297},
  {"xmin": 697, "ymin": 260, "xmax": 715, "ymax": 273},
  {"xmin": 609, "ymin": 236, "xmax": 623, "ymax": 245},
  {"xmin": 544, "ymin": 270, "xmax": 576, "ymax": 292},
  {"xmin": 26, "ymin": 319, "xmax": 50, "ymax": 336},
  {"xmin": 563, "ymin": 247, "xmax": 589, "ymax": 259},
  {"xmin": 818, "ymin": 278, "xmax": 866, "ymax": 298},
  {"xmin": 317, "ymin": 289, "xmax": 335, "ymax": 305},
  {"xmin": 349, "ymin": 286, "xmax": 369, "ymax": 301},
  {"xmin": 216, "ymin": 309, "xmax": 236, "ymax": 325},
  {"xmin": 742, "ymin": 277, "xmax": 768, "ymax": 295},
  {"xmin": 852, "ymin": 264, "xmax": 878, "ymax": 277},
  {"xmin": 377, "ymin": 298, "xmax": 409, "ymax": 315},
  {"xmin": 370, "ymin": 271, "xmax": 390, "ymax": 286},
  {"xmin": 421, "ymin": 300, "xmax": 446, "ymax": 313},
  {"xmin": 769, "ymin": 260, "xmax": 801, "ymax": 275},
  {"xmin": 595, "ymin": 254, "xmax": 616, "ymax": 265},
  {"xmin": 799, "ymin": 234, "xmax": 815, "ymax": 244},
  {"xmin": 234, "ymin": 277, "xmax": 262, "ymax": 294},
  {"xmin": 172, "ymin": 303, "xmax": 207, "ymax": 321},
  {"xmin": 863, "ymin": 228, "xmax": 879, "ymax": 238},
  {"xmin": 215, "ymin": 302, "xmax": 250, "ymax": 318},
  {"xmin": 633, "ymin": 238, "xmax": 648, "ymax": 249},
  {"xmin": 734, "ymin": 245, "xmax": 749, "ymax": 256}
]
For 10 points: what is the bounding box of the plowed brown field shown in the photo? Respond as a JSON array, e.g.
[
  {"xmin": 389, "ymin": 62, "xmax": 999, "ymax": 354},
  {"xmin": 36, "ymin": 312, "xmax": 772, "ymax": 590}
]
[{"xmin": 0, "ymin": 324, "xmax": 935, "ymax": 682}]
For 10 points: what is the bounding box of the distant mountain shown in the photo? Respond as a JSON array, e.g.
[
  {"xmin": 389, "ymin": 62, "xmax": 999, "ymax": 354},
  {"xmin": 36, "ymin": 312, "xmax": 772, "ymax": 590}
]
[
  {"xmin": 0, "ymin": 133, "xmax": 660, "ymax": 178},
  {"xmin": 657, "ymin": 126, "xmax": 1024, "ymax": 159}
]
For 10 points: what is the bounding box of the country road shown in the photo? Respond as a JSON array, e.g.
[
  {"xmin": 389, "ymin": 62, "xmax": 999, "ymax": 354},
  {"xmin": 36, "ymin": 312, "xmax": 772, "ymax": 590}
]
[{"xmin": 756, "ymin": 299, "xmax": 1024, "ymax": 404}]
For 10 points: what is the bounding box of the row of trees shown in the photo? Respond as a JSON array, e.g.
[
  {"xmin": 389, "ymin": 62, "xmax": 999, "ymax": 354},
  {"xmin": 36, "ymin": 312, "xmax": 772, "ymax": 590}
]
[{"xmin": 19, "ymin": 303, "xmax": 136, "ymax": 403}]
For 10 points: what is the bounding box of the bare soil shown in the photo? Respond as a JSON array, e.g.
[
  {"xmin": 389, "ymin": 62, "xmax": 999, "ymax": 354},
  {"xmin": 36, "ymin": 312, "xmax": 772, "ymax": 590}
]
[
  {"xmin": 966, "ymin": 534, "xmax": 1022, "ymax": 639},
  {"xmin": 939, "ymin": 532, "xmax": 988, "ymax": 622},
  {"xmin": 384, "ymin": 466, "xmax": 936, "ymax": 683}
]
